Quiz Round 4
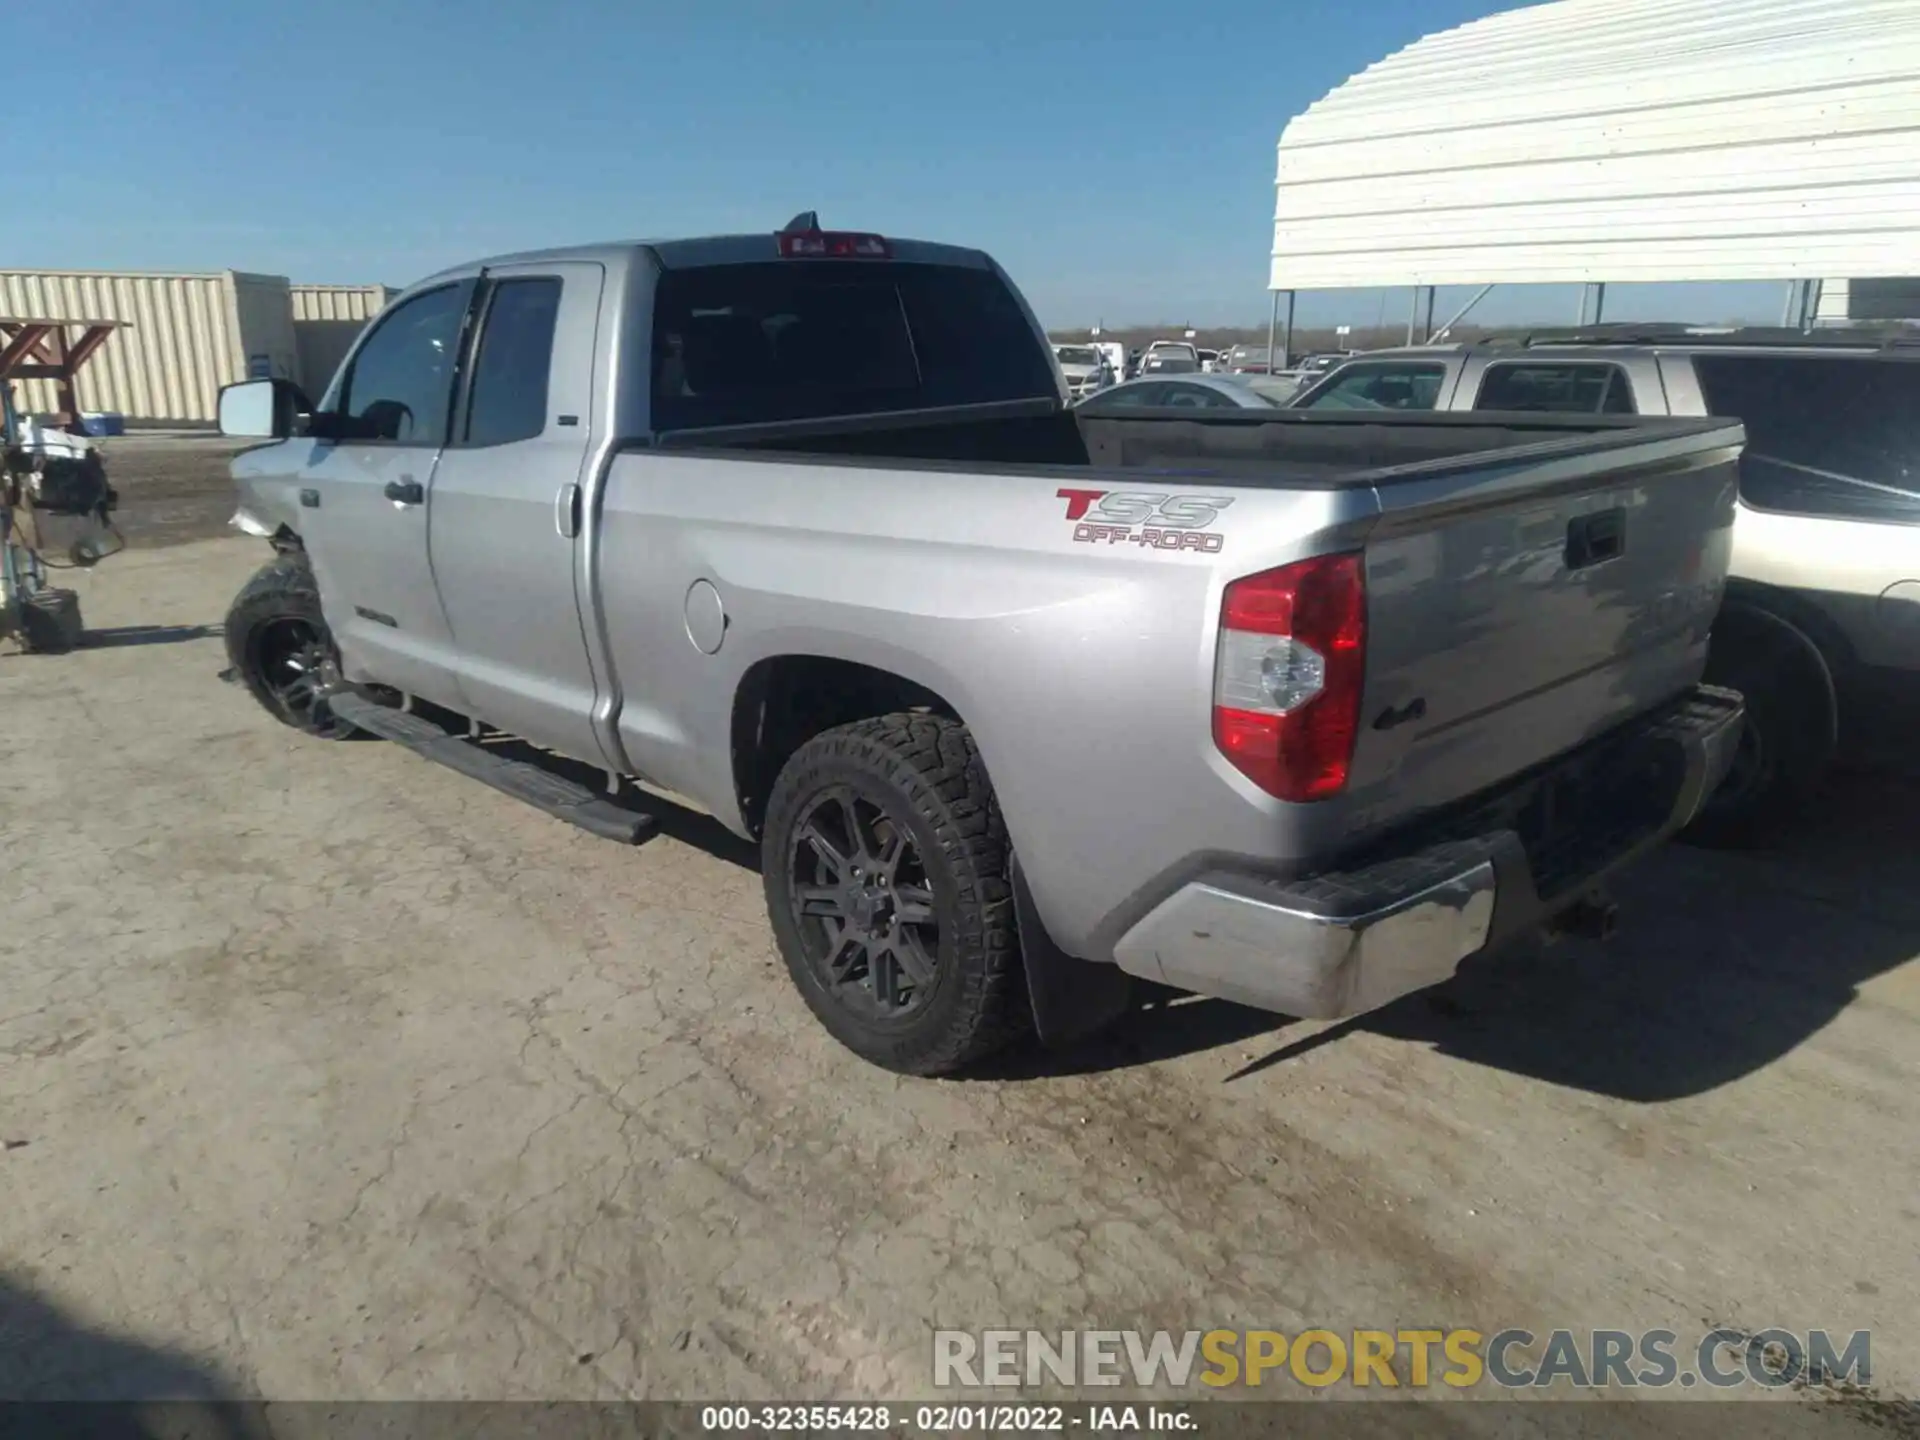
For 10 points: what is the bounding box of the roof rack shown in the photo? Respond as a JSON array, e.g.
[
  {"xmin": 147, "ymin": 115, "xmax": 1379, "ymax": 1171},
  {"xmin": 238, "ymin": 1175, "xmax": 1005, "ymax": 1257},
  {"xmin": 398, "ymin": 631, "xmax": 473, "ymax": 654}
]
[{"xmin": 1509, "ymin": 323, "xmax": 1914, "ymax": 351}]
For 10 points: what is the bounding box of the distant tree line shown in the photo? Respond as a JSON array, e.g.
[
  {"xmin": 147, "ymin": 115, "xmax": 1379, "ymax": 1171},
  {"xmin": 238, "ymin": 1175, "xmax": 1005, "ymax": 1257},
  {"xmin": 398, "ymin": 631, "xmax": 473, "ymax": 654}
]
[
  {"xmin": 1045, "ymin": 323, "xmax": 1513, "ymax": 356},
  {"xmin": 1049, "ymin": 316, "xmax": 1909, "ymax": 358}
]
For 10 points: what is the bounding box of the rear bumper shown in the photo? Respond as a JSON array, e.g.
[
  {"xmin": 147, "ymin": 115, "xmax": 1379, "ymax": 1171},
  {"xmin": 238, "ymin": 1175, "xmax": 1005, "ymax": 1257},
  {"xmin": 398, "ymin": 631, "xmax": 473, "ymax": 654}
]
[{"xmin": 1111, "ymin": 684, "xmax": 1744, "ymax": 1020}]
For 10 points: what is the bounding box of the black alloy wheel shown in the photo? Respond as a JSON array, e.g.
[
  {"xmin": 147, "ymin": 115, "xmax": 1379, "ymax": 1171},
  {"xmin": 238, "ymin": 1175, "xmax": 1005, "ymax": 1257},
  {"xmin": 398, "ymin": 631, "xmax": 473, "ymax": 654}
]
[
  {"xmin": 224, "ymin": 553, "xmax": 361, "ymax": 739},
  {"xmin": 249, "ymin": 615, "xmax": 337, "ymax": 727},
  {"xmin": 760, "ymin": 714, "xmax": 1029, "ymax": 1075},
  {"xmin": 787, "ymin": 786, "xmax": 941, "ymax": 1018}
]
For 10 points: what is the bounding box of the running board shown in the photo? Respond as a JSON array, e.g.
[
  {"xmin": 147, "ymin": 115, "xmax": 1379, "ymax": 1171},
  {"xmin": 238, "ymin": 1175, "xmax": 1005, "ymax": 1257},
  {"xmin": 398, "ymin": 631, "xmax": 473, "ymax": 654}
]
[{"xmin": 324, "ymin": 691, "xmax": 658, "ymax": 844}]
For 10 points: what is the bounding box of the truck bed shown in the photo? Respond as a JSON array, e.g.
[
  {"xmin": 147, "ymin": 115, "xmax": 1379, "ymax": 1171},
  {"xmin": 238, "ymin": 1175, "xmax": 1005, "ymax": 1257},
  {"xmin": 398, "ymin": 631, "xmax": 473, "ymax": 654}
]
[{"xmin": 661, "ymin": 400, "xmax": 1741, "ymax": 488}]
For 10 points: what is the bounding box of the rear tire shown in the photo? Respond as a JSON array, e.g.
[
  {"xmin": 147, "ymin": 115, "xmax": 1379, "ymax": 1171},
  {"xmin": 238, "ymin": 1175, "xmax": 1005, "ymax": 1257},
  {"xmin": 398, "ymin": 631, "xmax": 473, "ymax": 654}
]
[
  {"xmin": 762, "ymin": 713, "xmax": 1029, "ymax": 1076},
  {"xmin": 1683, "ymin": 607, "xmax": 1837, "ymax": 849},
  {"xmin": 224, "ymin": 553, "xmax": 360, "ymax": 739}
]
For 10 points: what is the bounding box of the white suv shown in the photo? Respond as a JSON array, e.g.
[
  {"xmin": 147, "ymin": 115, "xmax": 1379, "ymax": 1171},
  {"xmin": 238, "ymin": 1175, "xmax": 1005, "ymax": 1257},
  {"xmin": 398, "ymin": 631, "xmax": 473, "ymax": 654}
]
[{"xmin": 1291, "ymin": 328, "xmax": 1920, "ymax": 844}]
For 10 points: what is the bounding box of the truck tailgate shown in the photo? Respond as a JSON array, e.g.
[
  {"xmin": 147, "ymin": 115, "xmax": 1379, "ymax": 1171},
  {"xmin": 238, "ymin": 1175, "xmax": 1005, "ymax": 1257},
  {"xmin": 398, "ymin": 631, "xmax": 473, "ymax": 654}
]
[{"xmin": 1342, "ymin": 423, "xmax": 1742, "ymax": 834}]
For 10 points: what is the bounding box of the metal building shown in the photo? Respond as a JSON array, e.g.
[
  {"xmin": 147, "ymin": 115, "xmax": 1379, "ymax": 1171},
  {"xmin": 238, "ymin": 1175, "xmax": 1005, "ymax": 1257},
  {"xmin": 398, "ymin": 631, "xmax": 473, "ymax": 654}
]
[
  {"xmin": 0, "ymin": 269, "xmax": 300, "ymax": 424},
  {"xmin": 291, "ymin": 283, "xmax": 394, "ymax": 401},
  {"xmin": 1269, "ymin": 0, "xmax": 1920, "ymax": 344}
]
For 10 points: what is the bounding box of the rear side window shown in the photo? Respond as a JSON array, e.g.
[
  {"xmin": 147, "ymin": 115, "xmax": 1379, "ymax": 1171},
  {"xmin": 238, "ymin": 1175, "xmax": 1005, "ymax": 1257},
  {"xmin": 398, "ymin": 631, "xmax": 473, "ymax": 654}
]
[
  {"xmin": 1477, "ymin": 362, "xmax": 1636, "ymax": 414},
  {"xmin": 1692, "ymin": 355, "xmax": 1920, "ymax": 523},
  {"xmin": 648, "ymin": 261, "xmax": 1056, "ymax": 431},
  {"xmin": 1295, "ymin": 362, "xmax": 1446, "ymax": 411},
  {"xmin": 463, "ymin": 278, "xmax": 562, "ymax": 447}
]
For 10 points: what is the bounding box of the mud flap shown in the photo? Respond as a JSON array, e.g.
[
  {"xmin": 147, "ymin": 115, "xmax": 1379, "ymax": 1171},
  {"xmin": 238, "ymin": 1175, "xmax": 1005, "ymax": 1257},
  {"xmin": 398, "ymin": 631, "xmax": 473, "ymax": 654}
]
[{"xmin": 1012, "ymin": 855, "xmax": 1134, "ymax": 1048}]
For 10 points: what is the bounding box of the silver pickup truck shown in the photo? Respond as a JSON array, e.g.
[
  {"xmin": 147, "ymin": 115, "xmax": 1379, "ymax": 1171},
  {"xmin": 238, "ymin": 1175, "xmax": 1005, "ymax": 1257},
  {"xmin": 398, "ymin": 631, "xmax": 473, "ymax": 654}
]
[{"xmin": 214, "ymin": 218, "xmax": 1745, "ymax": 1075}]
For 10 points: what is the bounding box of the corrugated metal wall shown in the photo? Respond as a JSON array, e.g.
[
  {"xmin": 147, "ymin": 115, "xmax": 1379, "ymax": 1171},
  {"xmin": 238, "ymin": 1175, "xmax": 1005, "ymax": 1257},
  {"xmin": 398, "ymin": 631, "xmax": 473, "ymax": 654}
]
[
  {"xmin": 1816, "ymin": 276, "xmax": 1920, "ymax": 321},
  {"xmin": 290, "ymin": 284, "xmax": 392, "ymax": 323},
  {"xmin": 1, "ymin": 269, "xmax": 298, "ymax": 423},
  {"xmin": 1273, "ymin": 0, "xmax": 1920, "ymax": 289},
  {"xmin": 290, "ymin": 284, "xmax": 393, "ymax": 398},
  {"xmin": 1815, "ymin": 279, "xmax": 1853, "ymax": 322},
  {"xmin": 231, "ymin": 273, "xmax": 301, "ymax": 388}
]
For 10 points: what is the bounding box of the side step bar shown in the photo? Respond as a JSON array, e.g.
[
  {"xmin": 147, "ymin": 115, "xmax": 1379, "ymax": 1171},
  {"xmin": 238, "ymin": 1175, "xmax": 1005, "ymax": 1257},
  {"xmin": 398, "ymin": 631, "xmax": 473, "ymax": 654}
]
[{"xmin": 324, "ymin": 691, "xmax": 658, "ymax": 845}]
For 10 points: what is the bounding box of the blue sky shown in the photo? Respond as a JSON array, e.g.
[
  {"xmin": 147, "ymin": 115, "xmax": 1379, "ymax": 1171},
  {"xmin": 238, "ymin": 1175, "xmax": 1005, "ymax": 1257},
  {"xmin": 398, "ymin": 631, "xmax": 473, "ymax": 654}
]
[{"xmin": 4, "ymin": 0, "xmax": 1786, "ymax": 328}]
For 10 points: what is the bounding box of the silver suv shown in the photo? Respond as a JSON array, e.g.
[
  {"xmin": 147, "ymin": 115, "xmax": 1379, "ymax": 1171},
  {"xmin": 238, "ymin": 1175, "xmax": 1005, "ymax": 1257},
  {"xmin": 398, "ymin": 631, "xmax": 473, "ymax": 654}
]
[{"xmin": 1290, "ymin": 327, "xmax": 1920, "ymax": 843}]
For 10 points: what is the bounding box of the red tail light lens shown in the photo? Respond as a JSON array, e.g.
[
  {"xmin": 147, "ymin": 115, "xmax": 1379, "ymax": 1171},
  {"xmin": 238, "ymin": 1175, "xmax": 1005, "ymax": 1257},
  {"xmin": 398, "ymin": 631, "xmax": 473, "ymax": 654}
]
[
  {"xmin": 1212, "ymin": 552, "xmax": 1366, "ymax": 801},
  {"xmin": 777, "ymin": 231, "xmax": 892, "ymax": 259}
]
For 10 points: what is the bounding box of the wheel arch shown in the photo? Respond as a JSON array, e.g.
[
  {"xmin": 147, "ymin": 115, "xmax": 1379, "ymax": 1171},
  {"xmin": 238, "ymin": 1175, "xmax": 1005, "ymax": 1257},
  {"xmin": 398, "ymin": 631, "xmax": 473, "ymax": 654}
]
[
  {"xmin": 728, "ymin": 652, "xmax": 961, "ymax": 842},
  {"xmin": 1711, "ymin": 594, "xmax": 1840, "ymax": 743},
  {"xmin": 1721, "ymin": 578, "xmax": 1855, "ymax": 679},
  {"xmin": 730, "ymin": 651, "xmax": 1119, "ymax": 1047}
]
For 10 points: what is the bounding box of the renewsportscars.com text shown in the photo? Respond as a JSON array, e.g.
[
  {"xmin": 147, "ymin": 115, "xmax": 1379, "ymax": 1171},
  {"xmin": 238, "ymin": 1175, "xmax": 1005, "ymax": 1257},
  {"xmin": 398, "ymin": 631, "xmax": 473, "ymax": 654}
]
[{"xmin": 933, "ymin": 1327, "xmax": 1871, "ymax": 1391}]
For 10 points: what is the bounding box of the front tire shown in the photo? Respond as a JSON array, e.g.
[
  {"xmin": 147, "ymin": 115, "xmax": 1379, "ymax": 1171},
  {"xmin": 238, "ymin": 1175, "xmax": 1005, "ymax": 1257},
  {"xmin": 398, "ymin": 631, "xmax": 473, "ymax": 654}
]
[
  {"xmin": 762, "ymin": 714, "xmax": 1029, "ymax": 1076},
  {"xmin": 224, "ymin": 553, "xmax": 360, "ymax": 739}
]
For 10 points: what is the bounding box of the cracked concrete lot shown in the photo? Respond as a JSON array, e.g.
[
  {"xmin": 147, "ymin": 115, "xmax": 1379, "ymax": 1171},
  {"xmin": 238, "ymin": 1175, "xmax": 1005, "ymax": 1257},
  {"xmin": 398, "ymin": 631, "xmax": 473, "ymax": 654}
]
[{"xmin": 2, "ymin": 534, "xmax": 1917, "ymax": 1412}]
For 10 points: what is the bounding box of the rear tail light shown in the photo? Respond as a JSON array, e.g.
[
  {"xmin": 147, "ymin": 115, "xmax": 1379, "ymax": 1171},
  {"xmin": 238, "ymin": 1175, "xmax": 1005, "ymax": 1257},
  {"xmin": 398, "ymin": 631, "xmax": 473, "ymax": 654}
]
[
  {"xmin": 777, "ymin": 231, "xmax": 892, "ymax": 259},
  {"xmin": 1212, "ymin": 552, "xmax": 1366, "ymax": 801}
]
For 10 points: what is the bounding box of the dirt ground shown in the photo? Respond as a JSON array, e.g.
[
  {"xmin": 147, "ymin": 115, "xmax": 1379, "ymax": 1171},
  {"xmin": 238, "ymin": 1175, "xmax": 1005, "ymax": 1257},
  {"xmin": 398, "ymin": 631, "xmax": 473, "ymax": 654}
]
[
  {"xmin": 93, "ymin": 431, "xmax": 254, "ymax": 548},
  {"xmin": 2, "ymin": 518, "xmax": 1917, "ymax": 1419}
]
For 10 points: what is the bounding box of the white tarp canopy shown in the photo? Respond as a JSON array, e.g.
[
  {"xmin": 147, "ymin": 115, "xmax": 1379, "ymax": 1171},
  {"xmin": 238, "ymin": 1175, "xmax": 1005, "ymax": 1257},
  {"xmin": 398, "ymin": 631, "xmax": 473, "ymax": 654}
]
[{"xmin": 1271, "ymin": 0, "xmax": 1920, "ymax": 290}]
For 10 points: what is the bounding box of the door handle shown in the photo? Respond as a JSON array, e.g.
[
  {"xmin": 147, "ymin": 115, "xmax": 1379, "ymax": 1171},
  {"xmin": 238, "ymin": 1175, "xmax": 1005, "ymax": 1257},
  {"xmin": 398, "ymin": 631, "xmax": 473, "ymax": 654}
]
[
  {"xmin": 299, "ymin": 488, "xmax": 321, "ymax": 509},
  {"xmin": 1566, "ymin": 507, "xmax": 1625, "ymax": 569},
  {"xmin": 384, "ymin": 479, "xmax": 424, "ymax": 506},
  {"xmin": 555, "ymin": 482, "xmax": 582, "ymax": 538}
]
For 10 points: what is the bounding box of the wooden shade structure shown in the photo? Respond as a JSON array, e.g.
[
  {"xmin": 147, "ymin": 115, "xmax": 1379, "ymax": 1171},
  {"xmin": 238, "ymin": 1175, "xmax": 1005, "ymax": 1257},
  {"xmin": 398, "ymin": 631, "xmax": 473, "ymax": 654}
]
[{"xmin": 0, "ymin": 317, "xmax": 130, "ymax": 422}]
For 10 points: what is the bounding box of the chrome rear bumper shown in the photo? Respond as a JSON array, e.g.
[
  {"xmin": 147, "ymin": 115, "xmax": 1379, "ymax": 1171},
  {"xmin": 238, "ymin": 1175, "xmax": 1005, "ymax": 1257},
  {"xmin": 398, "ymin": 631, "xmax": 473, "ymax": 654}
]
[{"xmin": 1113, "ymin": 685, "xmax": 1744, "ymax": 1020}]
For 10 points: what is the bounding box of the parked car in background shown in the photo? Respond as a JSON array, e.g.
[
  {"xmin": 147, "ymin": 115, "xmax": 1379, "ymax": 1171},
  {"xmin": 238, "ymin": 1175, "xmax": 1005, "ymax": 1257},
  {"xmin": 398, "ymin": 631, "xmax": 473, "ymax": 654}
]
[
  {"xmin": 1145, "ymin": 340, "xmax": 1199, "ymax": 365},
  {"xmin": 1296, "ymin": 350, "xmax": 1356, "ymax": 378},
  {"xmin": 1136, "ymin": 352, "xmax": 1201, "ymax": 376},
  {"xmin": 1222, "ymin": 344, "xmax": 1276, "ymax": 375},
  {"xmin": 1052, "ymin": 343, "xmax": 1110, "ymax": 401},
  {"xmin": 212, "ymin": 217, "xmax": 1746, "ymax": 1076},
  {"xmin": 1290, "ymin": 327, "xmax": 1920, "ymax": 843},
  {"xmin": 1196, "ymin": 348, "xmax": 1220, "ymax": 372},
  {"xmin": 1073, "ymin": 373, "xmax": 1281, "ymax": 412}
]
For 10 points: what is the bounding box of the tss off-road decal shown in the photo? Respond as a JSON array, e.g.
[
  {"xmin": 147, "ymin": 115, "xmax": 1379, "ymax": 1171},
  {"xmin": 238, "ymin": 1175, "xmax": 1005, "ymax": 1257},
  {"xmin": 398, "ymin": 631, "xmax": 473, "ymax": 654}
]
[{"xmin": 1056, "ymin": 488, "xmax": 1235, "ymax": 552}]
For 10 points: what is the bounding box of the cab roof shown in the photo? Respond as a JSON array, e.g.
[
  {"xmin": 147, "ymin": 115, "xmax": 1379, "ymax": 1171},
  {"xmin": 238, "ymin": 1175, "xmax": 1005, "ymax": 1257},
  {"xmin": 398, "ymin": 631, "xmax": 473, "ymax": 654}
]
[{"xmin": 412, "ymin": 233, "xmax": 994, "ymax": 290}]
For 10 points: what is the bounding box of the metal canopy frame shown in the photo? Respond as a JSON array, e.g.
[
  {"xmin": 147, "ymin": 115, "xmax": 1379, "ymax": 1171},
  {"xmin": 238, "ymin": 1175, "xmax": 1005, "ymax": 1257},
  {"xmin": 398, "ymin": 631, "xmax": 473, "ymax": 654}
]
[{"xmin": 0, "ymin": 318, "xmax": 129, "ymax": 421}]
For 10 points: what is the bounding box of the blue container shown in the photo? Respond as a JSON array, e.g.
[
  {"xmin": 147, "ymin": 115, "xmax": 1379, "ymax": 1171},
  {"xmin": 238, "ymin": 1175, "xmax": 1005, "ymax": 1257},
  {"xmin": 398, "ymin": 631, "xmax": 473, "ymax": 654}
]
[{"xmin": 79, "ymin": 412, "xmax": 126, "ymax": 437}]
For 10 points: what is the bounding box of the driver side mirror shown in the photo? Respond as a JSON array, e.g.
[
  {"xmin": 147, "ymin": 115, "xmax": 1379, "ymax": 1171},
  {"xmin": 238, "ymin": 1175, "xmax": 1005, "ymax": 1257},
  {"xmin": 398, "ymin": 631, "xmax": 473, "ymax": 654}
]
[{"xmin": 216, "ymin": 377, "xmax": 311, "ymax": 439}]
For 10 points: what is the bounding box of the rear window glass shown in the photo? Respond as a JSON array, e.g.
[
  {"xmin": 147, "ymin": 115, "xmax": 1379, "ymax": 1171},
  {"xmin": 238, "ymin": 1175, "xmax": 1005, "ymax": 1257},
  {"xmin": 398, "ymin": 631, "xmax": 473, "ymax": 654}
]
[
  {"xmin": 1476, "ymin": 362, "xmax": 1635, "ymax": 415},
  {"xmin": 649, "ymin": 261, "xmax": 1056, "ymax": 431},
  {"xmin": 1692, "ymin": 354, "xmax": 1920, "ymax": 523}
]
